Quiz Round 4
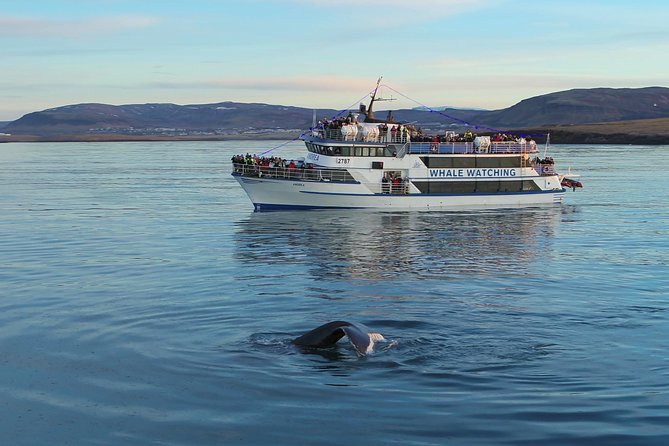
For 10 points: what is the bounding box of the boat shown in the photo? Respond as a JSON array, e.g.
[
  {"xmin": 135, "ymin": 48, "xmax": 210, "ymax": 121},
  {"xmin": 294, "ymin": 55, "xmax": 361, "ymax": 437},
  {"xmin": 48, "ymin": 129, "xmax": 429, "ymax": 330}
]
[{"xmin": 232, "ymin": 80, "xmax": 582, "ymax": 211}]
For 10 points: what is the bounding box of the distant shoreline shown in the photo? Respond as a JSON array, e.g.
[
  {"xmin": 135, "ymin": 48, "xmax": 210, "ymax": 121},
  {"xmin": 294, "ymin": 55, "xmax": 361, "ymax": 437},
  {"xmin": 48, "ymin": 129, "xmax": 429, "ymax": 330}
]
[
  {"xmin": 0, "ymin": 132, "xmax": 302, "ymax": 143},
  {"xmin": 3, "ymin": 117, "xmax": 669, "ymax": 145},
  {"xmin": 2, "ymin": 130, "xmax": 667, "ymax": 145}
]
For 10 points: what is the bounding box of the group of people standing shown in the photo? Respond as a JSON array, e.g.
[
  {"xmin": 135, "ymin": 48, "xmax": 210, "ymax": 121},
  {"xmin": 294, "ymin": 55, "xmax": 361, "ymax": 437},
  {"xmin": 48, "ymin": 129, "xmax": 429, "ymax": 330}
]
[
  {"xmin": 231, "ymin": 153, "xmax": 307, "ymax": 170},
  {"xmin": 315, "ymin": 115, "xmax": 413, "ymax": 143},
  {"xmin": 381, "ymin": 173, "xmax": 406, "ymax": 194},
  {"xmin": 376, "ymin": 123, "xmax": 411, "ymax": 143}
]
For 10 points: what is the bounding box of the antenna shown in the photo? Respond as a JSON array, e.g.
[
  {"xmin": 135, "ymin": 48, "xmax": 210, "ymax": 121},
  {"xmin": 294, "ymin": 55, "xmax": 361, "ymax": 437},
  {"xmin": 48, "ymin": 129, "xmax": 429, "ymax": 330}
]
[
  {"xmin": 371, "ymin": 77, "xmax": 396, "ymax": 103},
  {"xmin": 543, "ymin": 133, "xmax": 550, "ymax": 158}
]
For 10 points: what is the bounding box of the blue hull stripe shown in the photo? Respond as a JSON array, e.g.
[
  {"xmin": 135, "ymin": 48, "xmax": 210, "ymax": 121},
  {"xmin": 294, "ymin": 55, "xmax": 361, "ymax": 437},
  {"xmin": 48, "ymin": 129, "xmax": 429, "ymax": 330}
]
[
  {"xmin": 253, "ymin": 203, "xmax": 361, "ymax": 211},
  {"xmin": 300, "ymin": 189, "xmax": 566, "ymax": 197}
]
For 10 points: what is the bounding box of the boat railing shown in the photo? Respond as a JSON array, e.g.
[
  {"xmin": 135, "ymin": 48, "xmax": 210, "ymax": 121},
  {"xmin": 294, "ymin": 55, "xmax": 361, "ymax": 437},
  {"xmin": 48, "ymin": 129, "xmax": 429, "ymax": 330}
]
[
  {"xmin": 395, "ymin": 142, "xmax": 410, "ymax": 158},
  {"xmin": 407, "ymin": 142, "xmax": 537, "ymax": 155},
  {"xmin": 533, "ymin": 163, "xmax": 556, "ymax": 176},
  {"xmin": 232, "ymin": 163, "xmax": 355, "ymax": 182},
  {"xmin": 369, "ymin": 181, "xmax": 409, "ymax": 195},
  {"xmin": 314, "ymin": 128, "xmax": 410, "ymax": 144},
  {"xmin": 310, "ymin": 130, "xmax": 539, "ymax": 155}
]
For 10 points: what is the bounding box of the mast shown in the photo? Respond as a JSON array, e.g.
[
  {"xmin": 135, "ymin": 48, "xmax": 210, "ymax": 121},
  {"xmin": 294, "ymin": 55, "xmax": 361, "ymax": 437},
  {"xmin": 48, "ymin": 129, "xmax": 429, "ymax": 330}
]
[{"xmin": 366, "ymin": 76, "xmax": 383, "ymax": 121}]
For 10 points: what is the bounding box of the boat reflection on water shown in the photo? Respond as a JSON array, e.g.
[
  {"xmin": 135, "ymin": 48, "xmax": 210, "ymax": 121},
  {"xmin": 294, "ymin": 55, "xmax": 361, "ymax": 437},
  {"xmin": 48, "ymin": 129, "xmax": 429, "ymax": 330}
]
[{"xmin": 233, "ymin": 207, "xmax": 563, "ymax": 281}]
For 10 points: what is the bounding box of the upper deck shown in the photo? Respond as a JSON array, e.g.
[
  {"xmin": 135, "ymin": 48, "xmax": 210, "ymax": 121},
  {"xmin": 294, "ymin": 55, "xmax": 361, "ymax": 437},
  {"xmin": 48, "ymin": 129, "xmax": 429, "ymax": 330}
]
[{"xmin": 304, "ymin": 130, "xmax": 539, "ymax": 157}]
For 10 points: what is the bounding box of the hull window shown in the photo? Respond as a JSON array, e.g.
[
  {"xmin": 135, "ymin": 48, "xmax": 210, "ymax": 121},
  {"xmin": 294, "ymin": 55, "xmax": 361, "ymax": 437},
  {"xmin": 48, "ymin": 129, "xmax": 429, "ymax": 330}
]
[
  {"xmin": 420, "ymin": 156, "xmax": 523, "ymax": 169},
  {"xmin": 412, "ymin": 180, "xmax": 540, "ymax": 194}
]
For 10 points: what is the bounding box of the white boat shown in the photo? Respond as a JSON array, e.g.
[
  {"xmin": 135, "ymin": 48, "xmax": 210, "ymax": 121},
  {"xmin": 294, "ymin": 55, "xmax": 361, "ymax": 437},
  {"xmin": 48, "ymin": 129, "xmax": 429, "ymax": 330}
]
[{"xmin": 232, "ymin": 81, "xmax": 581, "ymax": 211}]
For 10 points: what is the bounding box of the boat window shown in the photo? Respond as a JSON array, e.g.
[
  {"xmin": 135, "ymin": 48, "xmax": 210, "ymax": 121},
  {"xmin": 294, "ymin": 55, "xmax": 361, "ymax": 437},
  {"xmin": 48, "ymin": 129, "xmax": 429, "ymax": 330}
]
[
  {"xmin": 521, "ymin": 180, "xmax": 541, "ymax": 191},
  {"xmin": 420, "ymin": 156, "xmax": 523, "ymax": 168},
  {"xmin": 420, "ymin": 157, "xmax": 475, "ymax": 168},
  {"xmin": 362, "ymin": 147, "xmax": 371, "ymax": 157},
  {"xmin": 453, "ymin": 158, "xmax": 476, "ymax": 168},
  {"xmin": 354, "ymin": 146, "xmax": 363, "ymax": 157},
  {"xmin": 339, "ymin": 147, "xmax": 350, "ymax": 156},
  {"xmin": 476, "ymin": 181, "xmax": 501, "ymax": 192},
  {"xmin": 476, "ymin": 156, "xmax": 523, "ymax": 168},
  {"xmin": 412, "ymin": 179, "xmax": 540, "ymax": 194},
  {"xmin": 412, "ymin": 181, "xmax": 477, "ymax": 194},
  {"xmin": 498, "ymin": 181, "xmax": 522, "ymax": 192}
]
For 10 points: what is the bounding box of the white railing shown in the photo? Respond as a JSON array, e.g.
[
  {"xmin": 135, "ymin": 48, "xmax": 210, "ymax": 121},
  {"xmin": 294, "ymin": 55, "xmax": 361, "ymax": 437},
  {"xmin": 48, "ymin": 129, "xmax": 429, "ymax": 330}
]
[
  {"xmin": 408, "ymin": 142, "xmax": 537, "ymax": 155},
  {"xmin": 232, "ymin": 163, "xmax": 355, "ymax": 182},
  {"xmin": 394, "ymin": 142, "xmax": 410, "ymax": 158},
  {"xmin": 533, "ymin": 164, "xmax": 556, "ymax": 176},
  {"xmin": 315, "ymin": 128, "xmax": 409, "ymax": 144},
  {"xmin": 375, "ymin": 181, "xmax": 409, "ymax": 195}
]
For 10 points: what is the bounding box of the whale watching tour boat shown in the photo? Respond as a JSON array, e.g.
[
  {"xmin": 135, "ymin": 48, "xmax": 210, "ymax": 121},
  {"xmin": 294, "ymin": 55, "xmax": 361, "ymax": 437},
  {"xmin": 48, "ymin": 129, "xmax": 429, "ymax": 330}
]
[{"xmin": 232, "ymin": 79, "xmax": 582, "ymax": 211}]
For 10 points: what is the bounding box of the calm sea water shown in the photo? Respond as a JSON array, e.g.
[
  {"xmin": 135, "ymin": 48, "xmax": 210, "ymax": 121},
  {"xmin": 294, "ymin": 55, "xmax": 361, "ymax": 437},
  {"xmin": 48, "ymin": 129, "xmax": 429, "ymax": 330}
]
[{"xmin": 1, "ymin": 141, "xmax": 668, "ymax": 445}]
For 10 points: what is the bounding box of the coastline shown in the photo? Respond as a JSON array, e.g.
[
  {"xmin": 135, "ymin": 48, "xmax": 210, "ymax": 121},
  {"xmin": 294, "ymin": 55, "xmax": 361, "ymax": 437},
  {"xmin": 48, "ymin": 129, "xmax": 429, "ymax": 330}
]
[
  {"xmin": 2, "ymin": 130, "xmax": 667, "ymax": 145},
  {"xmin": 0, "ymin": 132, "xmax": 302, "ymax": 143},
  {"xmin": 2, "ymin": 117, "xmax": 669, "ymax": 145}
]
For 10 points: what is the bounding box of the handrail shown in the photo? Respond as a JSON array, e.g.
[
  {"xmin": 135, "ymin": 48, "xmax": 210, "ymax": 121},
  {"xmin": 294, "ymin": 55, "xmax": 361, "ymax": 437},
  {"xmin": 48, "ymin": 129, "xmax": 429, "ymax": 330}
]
[
  {"xmin": 533, "ymin": 164, "xmax": 556, "ymax": 176},
  {"xmin": 375, "ymin": 181, "xmax": 409, "ymax": 195},
  {"xmin": 309, "ymin": 130, "xmax": 538, "ymax": 155},
  {"xmin": 395, "ymin": 142, "xmax": 410, "ymax": 158},
  {"xmin": 407, "ymin": 141, "xmax": 537, "ymax": 155},
  {"xmin": 232, "ymin": 163, "xmax": 355, "ymax": 182},
  {"xmin": 314, "ymin": 128, "xmax": 410, "ymax": 144}
]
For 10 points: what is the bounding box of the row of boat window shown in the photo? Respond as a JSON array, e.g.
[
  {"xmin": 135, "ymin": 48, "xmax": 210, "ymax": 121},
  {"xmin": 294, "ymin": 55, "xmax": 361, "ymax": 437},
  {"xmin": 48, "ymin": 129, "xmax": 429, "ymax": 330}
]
[
  {"xmin": 412, "ymin": 180, "xmax": 541, "ymax": 194},
  {"xmin": 306, "ymin": 143, "xmax": 395, "ymax": 157},
  {"xmin": 420, "ymin": 156, "xmax": 524, "ymax": 169}
]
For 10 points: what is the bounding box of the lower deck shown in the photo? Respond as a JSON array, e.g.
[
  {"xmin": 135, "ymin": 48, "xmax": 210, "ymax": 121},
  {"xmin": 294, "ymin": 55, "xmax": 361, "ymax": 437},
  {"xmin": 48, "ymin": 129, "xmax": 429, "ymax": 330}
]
[{"xmin": 231, "ymin": 160, "xmax": 559, "ymax": 196}]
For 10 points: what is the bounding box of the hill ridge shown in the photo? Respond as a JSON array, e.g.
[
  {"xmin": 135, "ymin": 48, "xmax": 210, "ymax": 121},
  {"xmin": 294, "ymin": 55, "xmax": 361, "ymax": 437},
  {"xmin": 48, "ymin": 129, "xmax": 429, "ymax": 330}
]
[{"xmin": 2, "ymin": 87, "xmax": 669, "ymax": 143}]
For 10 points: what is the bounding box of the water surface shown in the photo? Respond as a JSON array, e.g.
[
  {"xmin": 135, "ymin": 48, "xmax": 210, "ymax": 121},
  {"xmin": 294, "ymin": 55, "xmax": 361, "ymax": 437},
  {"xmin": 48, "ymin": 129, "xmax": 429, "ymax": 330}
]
[{"xmin": 1, "ymin": 142, "xmax": 668, "ymax": 445}]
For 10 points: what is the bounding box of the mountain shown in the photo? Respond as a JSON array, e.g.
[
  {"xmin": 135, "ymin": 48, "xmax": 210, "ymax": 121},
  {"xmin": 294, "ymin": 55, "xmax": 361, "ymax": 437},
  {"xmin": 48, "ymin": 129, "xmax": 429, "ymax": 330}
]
[
  {"xmin": 518, "ymin": 117, "xmax": 669, "ymax": 145},
  {"xmin": 2, "ymin": 87, "xmax": 669, "ymax": 142},
  {"xmin": 3, "ymin": 102, "xmax": 339, "ymax": 138},
  {"xmin": 412, "ymin": 106, "xmax": 490, "ymax": 112},
  {"xmin": 479, "ymin": 87, "xmax": 669, "ymax": 127}
]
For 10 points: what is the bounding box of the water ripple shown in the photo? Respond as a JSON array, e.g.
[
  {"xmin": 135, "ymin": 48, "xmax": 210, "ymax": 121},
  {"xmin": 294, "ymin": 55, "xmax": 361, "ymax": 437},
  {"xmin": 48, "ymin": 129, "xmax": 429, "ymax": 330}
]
[{"xmin": 1, "ymin": 142, "xmax": 669, "ymax": 445}]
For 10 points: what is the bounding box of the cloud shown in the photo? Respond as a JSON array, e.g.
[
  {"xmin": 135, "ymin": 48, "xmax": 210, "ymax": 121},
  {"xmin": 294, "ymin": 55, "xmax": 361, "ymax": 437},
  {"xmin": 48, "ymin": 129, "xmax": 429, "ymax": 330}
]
[
  {"xmin": 0, "ymin": 15, "xmax": 160, "ymax": 38},
  {"xmin": 150, "ymin": 75, "xmax": 375, "ymax": 93},
  {"xmin": 287, "ymin": 0, "xmax": 483, "ymax": 8},
  {"xmin": 211, "ymin": 76, "xmax": 375, "ymax": 92},
  {"xmin": 266, "ymin": 0, "xmax": 487, "ymax": 24}
]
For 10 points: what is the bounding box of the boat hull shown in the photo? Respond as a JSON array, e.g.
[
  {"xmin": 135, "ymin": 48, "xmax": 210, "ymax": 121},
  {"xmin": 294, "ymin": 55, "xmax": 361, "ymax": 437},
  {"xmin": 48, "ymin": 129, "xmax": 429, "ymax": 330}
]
[{"xmin": 234, "ymin": 174, "xmax": 565, "ymax": 211}]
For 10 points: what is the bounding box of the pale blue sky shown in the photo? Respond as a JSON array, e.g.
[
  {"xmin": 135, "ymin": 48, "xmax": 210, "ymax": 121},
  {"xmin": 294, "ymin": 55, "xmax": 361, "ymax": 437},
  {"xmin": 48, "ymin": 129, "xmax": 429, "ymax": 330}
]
[{"xmin": 1, "ymin": 0, "xmax": 668, "ymax": 120}]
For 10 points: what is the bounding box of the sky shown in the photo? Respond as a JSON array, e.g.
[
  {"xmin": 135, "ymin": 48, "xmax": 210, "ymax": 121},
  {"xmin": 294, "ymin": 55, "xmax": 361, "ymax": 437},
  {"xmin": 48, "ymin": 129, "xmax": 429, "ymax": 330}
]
[{"xmin": 1, "ymin": 0, "xmax": 668, "ymax": 120}]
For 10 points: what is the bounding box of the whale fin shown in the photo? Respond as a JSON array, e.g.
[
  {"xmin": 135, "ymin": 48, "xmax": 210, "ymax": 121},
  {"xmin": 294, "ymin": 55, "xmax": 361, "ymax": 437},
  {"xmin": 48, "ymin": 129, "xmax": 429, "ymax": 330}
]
[
  {"xmin": 292, "ymin": 321, "xmax": 350, "ymax": 348},
  {"xmin": 293, "ymin": 321, "xmax": 384, "ymax": 356}
]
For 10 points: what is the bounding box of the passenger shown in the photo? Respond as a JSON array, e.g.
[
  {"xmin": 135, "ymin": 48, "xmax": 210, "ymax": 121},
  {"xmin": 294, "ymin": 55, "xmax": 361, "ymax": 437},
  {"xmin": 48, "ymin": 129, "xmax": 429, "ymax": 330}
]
[
  {"xmin": 391, "ymin": 175, "xmax": 400, "ymax": 194},
  {"xmin": 379, "ymin": 123, "xmax": 388, "ymax": 143},
  {"xmin": 382, "ymin": 175, "xmax": 390, "ymax": 194}
]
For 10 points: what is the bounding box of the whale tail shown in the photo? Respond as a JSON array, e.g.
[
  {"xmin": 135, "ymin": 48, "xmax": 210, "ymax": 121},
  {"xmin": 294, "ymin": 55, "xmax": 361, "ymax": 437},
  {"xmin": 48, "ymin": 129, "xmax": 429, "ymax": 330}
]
[{"xmin": 293, "ymin": 321, "xmax": 385, "ymax": 355}]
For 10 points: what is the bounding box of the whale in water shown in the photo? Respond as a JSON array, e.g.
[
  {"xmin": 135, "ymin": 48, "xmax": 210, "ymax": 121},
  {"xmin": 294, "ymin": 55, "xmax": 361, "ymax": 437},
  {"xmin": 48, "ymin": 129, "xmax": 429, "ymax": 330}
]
[{"xmin": 292, "ymin": 321, "xmax": 385, "ymax": 355}]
